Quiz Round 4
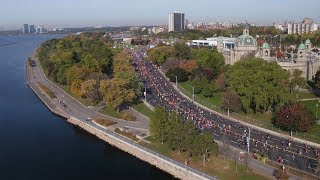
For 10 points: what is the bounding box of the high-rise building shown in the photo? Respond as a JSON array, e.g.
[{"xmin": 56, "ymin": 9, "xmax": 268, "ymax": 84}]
[
  {"xmin": 287, "ymin": 18, "xmax": 318, "ymax": 35},
  {"xmin": 22, "ymin": 24, "xmax": 29, "ymax": 34},
  {"xmin": 168, "ymin": 12, "xmax": 185, "ymax": 32},
  {"xmin": 29, "ymin": 25, "xmax": 36, "ymax": 34}
]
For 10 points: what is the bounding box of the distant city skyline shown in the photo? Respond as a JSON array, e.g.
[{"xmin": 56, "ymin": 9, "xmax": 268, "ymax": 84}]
[{"xmin": 1, "ymin": 0, "xmax": 320, "ymax": 30}]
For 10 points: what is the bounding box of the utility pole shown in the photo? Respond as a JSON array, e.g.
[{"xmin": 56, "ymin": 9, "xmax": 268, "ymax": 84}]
[
  {"xmin": 227, "ymin": 99, "xmax": 230, "ymax": 117},
  {"xmin": 175, "ymin": 75, "xmax": 178, "ymax": 88}
]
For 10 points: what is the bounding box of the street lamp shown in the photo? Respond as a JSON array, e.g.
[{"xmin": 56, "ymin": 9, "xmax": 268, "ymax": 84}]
[
  {"xmin": 222, "ymin": 98, "xmax": 230, "ymax": 117},
  {"xmin": 144, "ymin": 86, "xmax": 147, "ymax": 101},
  {"xmin": 170, "ymin": 74, "xmax": 178, "ymax": 88}
]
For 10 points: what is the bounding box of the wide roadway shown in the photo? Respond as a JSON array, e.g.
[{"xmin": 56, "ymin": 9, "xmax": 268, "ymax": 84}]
[{"xmin": 131, "ymin": 48, "xmax": 320, "ymax": 177}]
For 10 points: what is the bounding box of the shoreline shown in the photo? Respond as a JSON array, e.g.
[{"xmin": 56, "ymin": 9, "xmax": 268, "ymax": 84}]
[{"xmin": 26, "ymin": 51, "xmax": 215, "ymax": 180}]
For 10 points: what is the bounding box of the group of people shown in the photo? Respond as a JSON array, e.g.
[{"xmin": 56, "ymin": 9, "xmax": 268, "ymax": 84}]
[{"xmin": 129, "ymin": 48, "xmax": 320, "ymax": 175}]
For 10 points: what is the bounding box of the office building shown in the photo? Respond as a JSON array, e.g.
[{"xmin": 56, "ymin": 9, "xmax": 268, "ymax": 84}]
[
  {"xmin": 22, "ymin": 24, "xmax": 29, "ymax": 34},
  {"xmin": 29, "ymin": 25, "xmax": 36, "ymax": 34},
  {"xmin": 168, "ymin": 12, "xmax": 185, "ymax": 32}
]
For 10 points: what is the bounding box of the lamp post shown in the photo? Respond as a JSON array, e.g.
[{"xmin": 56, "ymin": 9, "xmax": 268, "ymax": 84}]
[
  {"xmin": 170, "ymin": 74, "xmax": 178, "ymax": 88},
  {"xmin": 144, "ymin": 87, "xmax": 147, "ymax": 101},
  {"xmin": 222, "ymin": 98, "xmax": 230, "ymax": 117}
]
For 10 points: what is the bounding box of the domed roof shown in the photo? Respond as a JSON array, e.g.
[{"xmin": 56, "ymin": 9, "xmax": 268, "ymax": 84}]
[
  {"xmin": 298, "ymin": 43, "xmax": 305, "ymax": 50},
  {"xmin": 261, "ymin": 42, "xmax": 270, "ymax": 49},
  {"xmin": 305, "ymin": 39, "xmax": 311, "ymax": 45},
  {"xmin": 235, "ymin": 29, "xmax": 257, "ymax": 47}
]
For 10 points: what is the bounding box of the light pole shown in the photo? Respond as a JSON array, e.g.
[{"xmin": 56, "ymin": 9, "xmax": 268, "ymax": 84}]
[
  {"xmin": 170, "ymin": 74, "xmax": 178, "ymax": 87},
  {"xmin": 144, "ymin": 87, "xmax": 147, "ymax": 101},
  {"xmin": 222, "ymin": 98, "xmax": 230, "ymax": 117}
]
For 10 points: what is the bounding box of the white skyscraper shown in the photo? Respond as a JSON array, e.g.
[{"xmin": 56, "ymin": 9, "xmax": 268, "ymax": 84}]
[{"xmin": 168, "ymin": 12, "xmax": 185, "ymax": 32}]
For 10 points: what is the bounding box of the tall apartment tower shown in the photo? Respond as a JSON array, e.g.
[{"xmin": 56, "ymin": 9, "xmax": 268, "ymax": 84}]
[
  {"xmin": 168, "ymin": 12, "xmax": 185, "ymax": 32},
  {"xmin": 22, "ymin": 24, "xmax": 29, "ymax": 34}
]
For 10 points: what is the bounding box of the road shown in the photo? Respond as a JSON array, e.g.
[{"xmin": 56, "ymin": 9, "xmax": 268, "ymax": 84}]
[
  {"xmin": 29, "ymin": 54, "xmax": 150, "ymax": 137},
  {"xmin": 131, "ymin": 48, "xmax": 320, "ymax": 177}
]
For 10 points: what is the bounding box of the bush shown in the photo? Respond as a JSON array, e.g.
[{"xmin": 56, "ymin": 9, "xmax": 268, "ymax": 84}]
[{"xmin": 166, "ymin": 67, "xmax": 189, "ymax": 83}]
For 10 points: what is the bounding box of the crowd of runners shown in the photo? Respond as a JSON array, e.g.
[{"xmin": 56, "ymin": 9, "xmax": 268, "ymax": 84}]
[{"xmin": 130, "ymin": 48, "xmax": 320, "ymax": 176}]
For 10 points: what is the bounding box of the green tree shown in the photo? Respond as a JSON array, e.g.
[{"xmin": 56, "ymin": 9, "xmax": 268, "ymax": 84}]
[
  {"xmin": 174, "ymin": 43, "xmax": 191, "ymax": 60},
  {"xmin": 147, "ymin": 46, "xmax": 175, "ymax": 65},
  {"xmin": 192, "ymin": 132, "xmax": 219, "ymax": 166},
  {"xmin": 226, "ymin": 58, "xmax": 291, "ymax": 113},
  {"xmin": 192, "ymin": 48, "xmax": 225, "ymax": 74},
  {"xmin": 166, "ymin": 67, "xmax": 189, "ymax": 83},
  {"xmin": 150, "ymin": 106, "xmax": 169, "ymax": 143}
]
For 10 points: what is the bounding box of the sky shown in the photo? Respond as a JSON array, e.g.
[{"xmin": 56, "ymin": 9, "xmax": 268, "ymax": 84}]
[{"xmin": 1, "ymin": 0, "xmax": 320, "ymax": 30}]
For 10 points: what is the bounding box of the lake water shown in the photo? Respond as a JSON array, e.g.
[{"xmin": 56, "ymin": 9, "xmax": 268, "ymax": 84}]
[{"xmin": 0, "ymin": 35, "xmax": 173, "ymax": 179}]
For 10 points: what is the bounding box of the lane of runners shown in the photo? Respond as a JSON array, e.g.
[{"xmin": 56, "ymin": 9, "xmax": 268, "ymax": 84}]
[{"xmin": 130, "ymin": 48, "xmax": 320, "ymax": 176}]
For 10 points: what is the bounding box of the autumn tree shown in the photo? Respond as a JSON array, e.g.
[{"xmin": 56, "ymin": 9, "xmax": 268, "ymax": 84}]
[
  {"xmin": 99, "ymin": 78, "xmax": 136, "ymax": 110},
  {"xmin": 178, "ymin": 60, "xmax": 198, "ymax": 73},
  {"xmin": 80, "ymin": 79, "xmax": 97, "ymax": 99},
  {"xmin": 274, "ymin": 103, "xmax": 315, "ymax": 132},
  {"xmin": 222, "ymin": 90, "xmax": 243, "ymax": 112},
  {"xmin": 70, "ymin": 79, "xmax": 83, "ymax": 96}
]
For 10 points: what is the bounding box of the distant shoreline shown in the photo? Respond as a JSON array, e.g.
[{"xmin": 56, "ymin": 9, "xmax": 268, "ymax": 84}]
[{"xmin": 0, "ymin": 43, "xmax": 17, "ymax": 47}]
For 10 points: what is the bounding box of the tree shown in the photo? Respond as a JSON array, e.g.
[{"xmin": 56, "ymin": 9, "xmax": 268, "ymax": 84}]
[
  {"xmin": 192, "ymin": 132, "xmax": 219, "ymax": 166},
  {"xmin": 178, "ymin": 60, "xmax": 198, "ymax": 73},
  {"xmin": 147, "ymin": 46, "xmax": 175, "ymax": 65},
  {"xmin": 202, "ymin": 82, "xmax": 217, "ymax": 97},
  {"xmin": 289, "ymin": 69, "xmax": 305, "ymax": 95},
  {"xmin": 192, "ymin": 48, "xmax": 225, "ymax": 74},
  {"xmin": 166, "ymin": 67, "xmax": 189, "ymax": 83},
  {"xmin": 99, "ymin": 78, "xmax": 136, "ymax": 110},
  {"xmin": 70, "ymin": 79, "xmax": 83, "ymax": 96},
  {"xmin": 150, "ymin": 106, "xmax": 169, "ymax": 143},
  {"xmin": 222, "ymin": 90, "xmax": 243, "ymax": 112},
  {"xmin": 226, "ymin": 58, "xmax": 291, "ymax": 113},
  {"xmin": 274, "ymin": 103, "xmax": 315, "ymax": 132},
  {"xmin": 314, "ymin": 68, "xmax": 320, "ymax": 89},
  {"xmin": 80, "ymin": 79, "xmax": 97, "ymax": 99},
  {"xmin": 174, "ymin": 43, "xmax": 191, "ymax": 60}
]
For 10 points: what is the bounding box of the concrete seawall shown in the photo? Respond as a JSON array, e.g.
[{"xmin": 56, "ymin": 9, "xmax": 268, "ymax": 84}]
[{"xmin": 67, "ymin": 116, "xmax": 214, "ymax": 180}]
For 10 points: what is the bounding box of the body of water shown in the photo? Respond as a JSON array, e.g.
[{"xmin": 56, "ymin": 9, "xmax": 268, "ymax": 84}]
[{"xmin": 0, "ymin": 35, "xmax": 172, "ymax": 180}]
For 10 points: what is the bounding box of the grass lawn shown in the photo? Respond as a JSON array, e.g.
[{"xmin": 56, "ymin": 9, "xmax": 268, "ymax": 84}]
[
  {"xmin": 180, "ymin": 80, "xmax": 223, "ymax": 106},
  {"xmin": 140, "ymin": 136, "xmax": 267, "ymax": 180},
  {"xmin": 93, "ymin": 118, "xmax": 116, "ymax": 127},
  {"xmin": 99, "ymin": 106, "xmax": 136, "ymax": 121},
  {"xmin": 38, "ymin": 83, "xmax": 56, "ymax": 98},
  {"xmin": 100, "ymin": 106, "xmax": 123, "ymax": 118},
  {"xmin": 298, "ymin": 92, "xmax": 318, "ymax": 99},
  {"xmin": 115, "ymin": 128, "xmax": 139, "ymax": 142},
  {"xmin": 132, "ymin": 101, "xmax": 153, "ymax": 118}
]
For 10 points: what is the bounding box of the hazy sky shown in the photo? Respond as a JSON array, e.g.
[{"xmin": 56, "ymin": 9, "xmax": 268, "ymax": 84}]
[{"xmin": 1, "ymin": 0, "xmax": 320, "ymax": 29}]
